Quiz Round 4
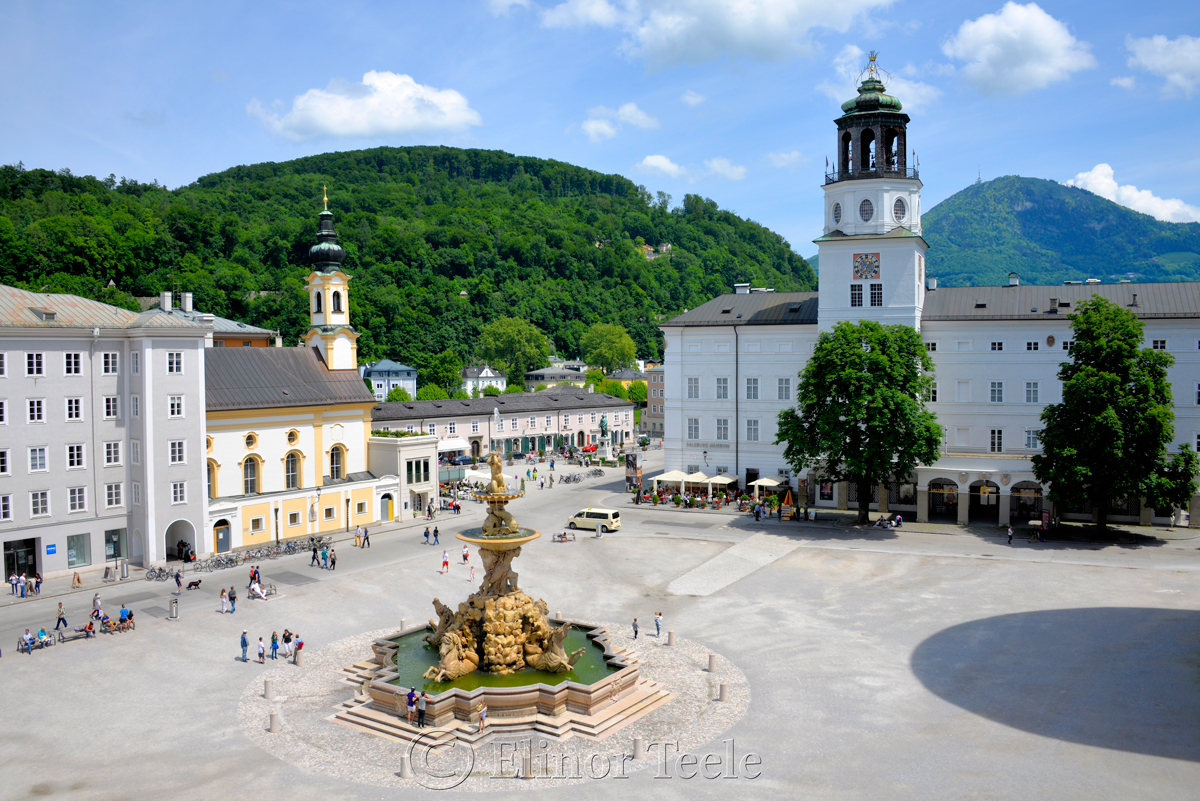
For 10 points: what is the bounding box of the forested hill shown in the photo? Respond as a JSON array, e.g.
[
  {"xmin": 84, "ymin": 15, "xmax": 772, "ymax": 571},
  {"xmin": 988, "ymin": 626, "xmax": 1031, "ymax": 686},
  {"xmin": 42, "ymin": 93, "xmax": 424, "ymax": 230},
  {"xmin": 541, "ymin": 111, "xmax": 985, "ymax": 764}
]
[
  {"xmin": 921, "ymin": 175, "xmax": 1200, "ymax": 287},
  {"xmin": 0, "ymin": 147, "xmax": 814, "ymax": 371}
]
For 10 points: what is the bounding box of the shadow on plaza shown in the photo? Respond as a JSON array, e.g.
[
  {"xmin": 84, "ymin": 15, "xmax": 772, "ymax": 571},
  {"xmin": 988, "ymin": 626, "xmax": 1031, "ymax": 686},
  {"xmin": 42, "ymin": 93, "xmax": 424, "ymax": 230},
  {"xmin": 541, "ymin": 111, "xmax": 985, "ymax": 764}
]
[{"xmin": 911, "ymin": 607, "xmax": 1200, "ymax": 762}]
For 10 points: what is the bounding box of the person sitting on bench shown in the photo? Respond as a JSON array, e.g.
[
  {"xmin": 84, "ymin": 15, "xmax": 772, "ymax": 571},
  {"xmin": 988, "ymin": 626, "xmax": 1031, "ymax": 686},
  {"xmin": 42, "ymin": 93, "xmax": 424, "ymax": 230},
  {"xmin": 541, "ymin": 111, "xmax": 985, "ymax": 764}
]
[
  {"xmin": 37, "ymin": 628, "xmax": 51, "ymax": 646},
  {"xmin": 118, "ymin": 605, "xmax": 130, "ymax": 631},
  {"xmin": 77, "ymin": 622, "xmax": 96, "ymax": 638},
  {"xmin": 101, "ymin": 614, "xmax": 115, "ymax": 633},
  {"xmin": 22, "ymin": 630, "xmax": 35, "ymax": 652},
  {"xmin": 250, "ymin": 581, "xmax": 269, "ymax": 601}
]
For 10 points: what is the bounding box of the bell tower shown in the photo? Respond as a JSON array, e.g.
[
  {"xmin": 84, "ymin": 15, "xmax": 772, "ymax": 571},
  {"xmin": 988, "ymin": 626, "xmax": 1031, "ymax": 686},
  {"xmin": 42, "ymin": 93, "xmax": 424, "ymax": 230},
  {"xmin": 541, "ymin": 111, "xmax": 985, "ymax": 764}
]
[
  {"xmin": 816, "ymin": 53, "xmax": 928, "ymax": 332},
  {"xmin": 303, "ymin": 187, "xmax": 360, "ymax": 370}
]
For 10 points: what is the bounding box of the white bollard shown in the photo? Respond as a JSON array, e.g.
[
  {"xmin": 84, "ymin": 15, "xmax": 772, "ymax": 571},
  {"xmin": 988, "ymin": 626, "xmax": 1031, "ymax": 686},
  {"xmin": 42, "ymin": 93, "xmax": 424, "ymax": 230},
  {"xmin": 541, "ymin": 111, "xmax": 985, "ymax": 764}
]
[
  {"xmin": 707, "ymin": 654, "xmax": 717, "ymax": 672},
  {"xmin": 269, "ymin": 711, "xmax": 281, "ymax": 733},
  {"xmin": 718, "ymin": 682, "xmax": 728, "ymax": 702},
  {"xmin": 401, "ymin": 618, "xmax": 407, "ymax": 631},
  {"xmin": 556, "ymin": 611, "xmax": 562, "ymax": 620},
  {"xmin": 295, "ymin": 648, "xmax": 305, "ymax": 668},
  {"xmin": 523, "ymin": 752, "xmax": 533, "ymax": 780},
  {"xmin": 633, "ymin": 736, "xmax": 645, "ymax": 760},
  {"xmin": 264, "ymin": 678, "xmax": 274, "ymax": 700},
  {"xmin": 398, "ymin": 753, "xmax": 415, "ymax": 779},
  {"xmin": 667, "ymin": 630, "xmax": 675, "ymax": 646}
]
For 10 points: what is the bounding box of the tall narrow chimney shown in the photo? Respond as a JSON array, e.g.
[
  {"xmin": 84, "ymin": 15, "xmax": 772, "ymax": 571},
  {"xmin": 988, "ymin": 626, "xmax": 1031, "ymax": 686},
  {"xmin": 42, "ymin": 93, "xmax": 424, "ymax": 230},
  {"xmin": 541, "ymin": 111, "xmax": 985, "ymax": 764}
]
[
  {"xmin": 927, "ymin": 277, "xmax": 937, "ymax": 290},
  {"xmin": 182, "ymin": 292, "xmax": 193, "ymax": 313},
  {"xmin": 160, "ymin": 290, "xmax": 172, "ymax": 311}
]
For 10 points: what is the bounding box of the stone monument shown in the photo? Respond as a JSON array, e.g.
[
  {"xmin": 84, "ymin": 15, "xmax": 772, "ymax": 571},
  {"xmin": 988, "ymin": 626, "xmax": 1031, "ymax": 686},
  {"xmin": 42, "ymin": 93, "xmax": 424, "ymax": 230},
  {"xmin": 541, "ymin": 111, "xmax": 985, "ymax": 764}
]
[{"xmin": 596, "ymin": 412, "xmax": 613, "ymax": 461}]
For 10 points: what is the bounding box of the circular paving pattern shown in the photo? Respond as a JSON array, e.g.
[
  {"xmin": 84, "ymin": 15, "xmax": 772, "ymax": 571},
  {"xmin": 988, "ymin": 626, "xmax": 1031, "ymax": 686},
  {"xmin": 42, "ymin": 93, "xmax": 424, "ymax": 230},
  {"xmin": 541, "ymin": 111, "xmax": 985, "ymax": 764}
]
[{"xmin": 238, "ymin": 624, "xmax": 750, "ymax": 791}]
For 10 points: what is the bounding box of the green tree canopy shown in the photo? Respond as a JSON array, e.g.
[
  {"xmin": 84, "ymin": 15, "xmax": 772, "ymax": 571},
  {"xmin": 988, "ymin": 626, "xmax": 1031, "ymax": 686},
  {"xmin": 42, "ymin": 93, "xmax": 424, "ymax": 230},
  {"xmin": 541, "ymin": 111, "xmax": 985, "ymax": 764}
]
[
  {"xmin": 776, "ymin": 320, "xmax": 941, "ymax": 524},
  {"xmin": 585, "ymin": 368, "xmax": 606, "ymax": 387},
  {"xmin": 384, "ymin": 386, "xmax": 411, "ymax": 402},
  {"xmin": 416, "ymin": 384, "xmax": 449, "ymax": 401},
  {"xmin": 482, "ymin": 385, "xmax": 502, "ymax": 396},
  {"xmin": 627, "ymin": 380, "xmax": 648, "ymax": 405},
  {"xmin": 420, "ymin": 349, "xmax": 463, "ymax": 394},
  {"xmin": 601, "ymin": 379, "xmax": 628, "ymax": 399},
  {"xmin": 503, "ymin": 384, "xmax": 525, "ymax": 394},
  {"xmin": 580, "ymin": 323, "xmax": 637, "ymax": 373},
  {"xmin": 1031, "ymin": 296, "xmax": 1198, "ymax": 528},
  {"xmin": 476, "ymin": 317, "xmax": 550, "ymax": 382}
]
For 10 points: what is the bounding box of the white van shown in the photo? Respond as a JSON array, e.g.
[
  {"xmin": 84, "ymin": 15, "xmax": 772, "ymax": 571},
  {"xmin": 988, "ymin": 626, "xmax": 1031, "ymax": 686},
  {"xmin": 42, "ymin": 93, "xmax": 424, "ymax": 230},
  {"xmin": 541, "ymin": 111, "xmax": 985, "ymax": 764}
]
[{"xmin": 567, "ymin": 508, "xmax": 622, "ymax": 533}]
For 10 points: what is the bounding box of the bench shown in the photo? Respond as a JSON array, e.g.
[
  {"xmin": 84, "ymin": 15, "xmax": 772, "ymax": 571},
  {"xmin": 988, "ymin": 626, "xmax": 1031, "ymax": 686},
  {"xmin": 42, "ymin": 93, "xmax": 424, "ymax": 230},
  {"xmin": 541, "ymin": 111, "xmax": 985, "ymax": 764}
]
[
  {"xmin": 17, "ymin": 636, "xmax": 54, "ymax": 653},
  {"xmin": 263, "ymin": 583, "xmax": 277, "ymax": 597},
  {"xmin": 552, "ymin": 532, "xmax": 576, "ymax": 543},
  {"xmin": 60, "ymin": 626, "xmax": 93, "ymax": 643}
]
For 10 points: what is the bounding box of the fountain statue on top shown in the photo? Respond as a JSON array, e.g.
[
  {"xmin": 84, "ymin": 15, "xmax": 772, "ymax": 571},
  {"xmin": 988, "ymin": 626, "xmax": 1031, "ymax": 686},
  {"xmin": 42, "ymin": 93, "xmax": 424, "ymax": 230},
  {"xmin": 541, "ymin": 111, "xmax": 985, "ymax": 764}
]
[{"xmin": 423, "ymin": 452, "xmax": 584, "ymax": 680}]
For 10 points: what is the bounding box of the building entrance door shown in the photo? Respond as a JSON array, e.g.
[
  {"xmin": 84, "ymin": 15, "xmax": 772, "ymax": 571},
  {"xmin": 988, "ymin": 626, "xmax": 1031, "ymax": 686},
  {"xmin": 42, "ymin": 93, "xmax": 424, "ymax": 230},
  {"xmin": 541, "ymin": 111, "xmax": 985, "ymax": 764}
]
[{"xmin": 3, "ymin": 538, "xmax": 38, "ymax": 581}]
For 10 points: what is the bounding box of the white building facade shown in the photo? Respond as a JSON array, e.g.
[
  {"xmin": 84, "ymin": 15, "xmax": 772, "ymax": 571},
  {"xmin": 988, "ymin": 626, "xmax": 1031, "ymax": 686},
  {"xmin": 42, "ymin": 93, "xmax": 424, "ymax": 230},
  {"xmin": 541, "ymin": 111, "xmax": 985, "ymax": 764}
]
[{"xmin": 662, "ymin": 64, "xmax": 1200, "ymax": 527}]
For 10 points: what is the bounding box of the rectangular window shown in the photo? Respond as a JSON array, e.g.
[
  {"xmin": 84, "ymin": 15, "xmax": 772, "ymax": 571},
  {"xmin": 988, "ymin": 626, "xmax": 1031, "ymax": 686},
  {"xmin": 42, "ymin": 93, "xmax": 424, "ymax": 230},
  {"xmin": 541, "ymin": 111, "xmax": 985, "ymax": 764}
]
[
  {"xmin": 448, "ymin": 421, "xmax": 457, "ymax": 435},
  {"xmin": 288, "ymin": 511, "xmax": 300, "ymax": 527},
  {"xmin": 545, "ymin": 415, "xmax": 552, "ymax": 428},
  {"xmin": 1025, "ymin": 429, "xmax": 1041, "ymax": 450},
  {"xmin": 30, "ymin": 490, "xmax": 49, "ymax": 516},
  {"xmin": 716, "ymin": 418, "xmax": 729, "ymax": 441},
  {"xmin": 990, "ymin": 429, "xmax": 1003, "ymax": 453},
  {"xmin": 29, "ymin": 447, "xmax": 47, "ymax": 472},
  {"xmin": 131, "ymin": 351, "xmax": 139, "ymax": 373},
  {"xmin": 169, "ymin": 440, "xmax": 186, "ymax": 465},
  {"xmin": 529, "ymin": 416, "xmax": 537, "ymax": 428},
  {"xmin": 925, "ymin": 383, "xmax": 938, "ymax": 403},
  {"xmin": 168, "ymin": 395, "xmax": 183, "ymax": 417},
  {"xmin": 27, "ymin": 352, "xmax": 44, "ymax": 376},
  {"xmin": 472, "ymin": 419, "xmax": 479, "ymax": 433},
  {"xmin": 0, "ymin": 494, "xmax": 11, "ymax": 520},
  {"xmin": 1152, "ymin": 340, "xmax": 1167, "ymax": 350},
  {"xmin": 687, "ymin": 418, "xmax": 699, "ymax": 440},
  {"xmin": 850, "ymin": 284, "xmax": 863, "ymax": 307},
  {"xmin": 687, "ymin": 377, "xmax": 699, "ymax": 399},
  {"xmin": 1062, "ymin": 340, "xmax": 1073, "ymax": 351},
  {"xmin": 102, "ymin": 352, "xmax": 119, "ymax": 375},
  {"xmin": 0, "ymin": 352, "xmax": 5, "ymax": 376},
  {"xmin": 64, "ymin": 352, "xmax": 80, "ymax": 375},
  {"xmin": 323, "ymin": 507, "xmax": 336, "ymax": 521},
  {"xmin": 128, "ymin": 440, "xmax": 139, "ymax": 465},
  {"xmin": 562, "ymin": 414, "xmax": 570, "ymax": 427},
  {"xmin": 990, "ymin": 382, "xmax": 1004, "ymax": 403},
  {"xmin": 66, "ymin": 397, "xmax": 82, "ymax": 421},
  {"xmin": 172, "ymin": 481, "xmax": 186, "ymax": 504},
  {"xmin": 251, "ymin": 516, "xmax": 265, "ymax": 532},
  {"xmin": 956, "ymin": 381, "xmax": 970, "ymax": 402},
  {"xmin": 1026, "ymin": 382, "xmax": 1039, "ymax": 403},
  {"xmin": 991, "ymin": 341, "xmax": 1003, "ymax": 351},
  {"xmin": 28, "ymin": 399, "xmax": 44, "ymax": 422},
  {"xmin": 167, "ymin": 352, "xmax": 183, "ymax": 373},
  {"xmin": 131, "ymin": 395, "xmax": 139, "ymax": 418},
  {"xmin": 0, "ymin": 399, "xmax": 5, "ymax": 424},
  {"xmin": 746, "ymin": 378, "xmax": 759, "ymax": 400},
  {"xmin": 0, "ymin": 449, "xmax": 7, "ymax": 475},
  {"xmin": 778, "ymin": 378, "xmax": 791, "ymax": 400},
  {"xmin": 746, "ymin": 419, "xmax": 760, "ymax": 442},
  {"xmin": 716, "ymin": 377, "xmax": 728, "ymax": 399},
  {"xmin": 406, "ymin": 424, "xmax": 414, "ymax": 433},
  {"xmin": 925, "ymin": 342, "xmax": 937, "ymax": 352},
  {"xmin": 67, "ymin": 444, "xmax": 84, "ymax": 469},
  {"xmin": 356, "ymin": 501, "xmax": 366, "ymax": 515},
  {"xmin": 429, "ymin": 423, "xmax": 436, "ymax": 436},
  {"xmin": 869, "ymin": 283, "xmax": 883, "ymax": 307},
  {"xmin": 69, "ymin": 486, "xmax": 86, "ymax": 512},
  {"xmin": 589, "ymin": 413, "xmax": 596, "ymax": 424},
  {"xmin": 1026, "ymin": 341, "xmax": 1039, "ymax": 351},
  {"xmin": 67, "ymin": 533, "xmax": 91, "ymax": 567},
  {"xmin": 132, "ymin": 482, "xmax": 141, "ymax": 505},
  {"xmin": 105, "ymin": 441, "xmax": 121, "ymax": 465},
  {"xmin": 578, "ymin": 414, "xmax": 584, "ymax": 424},
  {"xmin": 104, "ymin": 396, "xmax": 119, "ymax": 419}
]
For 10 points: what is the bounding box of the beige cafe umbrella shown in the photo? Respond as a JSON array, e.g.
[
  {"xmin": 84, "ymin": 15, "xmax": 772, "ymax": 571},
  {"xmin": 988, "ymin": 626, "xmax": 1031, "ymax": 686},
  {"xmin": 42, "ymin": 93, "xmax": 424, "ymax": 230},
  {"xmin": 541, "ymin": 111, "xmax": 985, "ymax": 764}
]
[
  {"xmin": 652, "ymin": 470, "xmax": 690, "ymax": 495},
  {"xmin": 749, "ymin": 475, "xmax": 787, "ymax": 500}
]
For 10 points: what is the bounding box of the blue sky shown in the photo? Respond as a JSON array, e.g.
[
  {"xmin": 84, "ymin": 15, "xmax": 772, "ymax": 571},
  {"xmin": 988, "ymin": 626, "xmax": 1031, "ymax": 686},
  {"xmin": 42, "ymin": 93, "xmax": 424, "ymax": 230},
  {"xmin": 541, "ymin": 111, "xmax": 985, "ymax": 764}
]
[{"xmin": 2, "ymin": 1, "xmax": 1198, "ymax": 257}]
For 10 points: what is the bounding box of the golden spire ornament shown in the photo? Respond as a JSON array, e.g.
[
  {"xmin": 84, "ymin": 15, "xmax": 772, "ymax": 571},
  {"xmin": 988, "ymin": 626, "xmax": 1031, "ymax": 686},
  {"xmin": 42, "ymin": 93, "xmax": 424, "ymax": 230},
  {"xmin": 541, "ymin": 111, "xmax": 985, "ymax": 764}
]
[{"xmin": 323, "ymin": 185, "xmax": 328, "ymax": 210}]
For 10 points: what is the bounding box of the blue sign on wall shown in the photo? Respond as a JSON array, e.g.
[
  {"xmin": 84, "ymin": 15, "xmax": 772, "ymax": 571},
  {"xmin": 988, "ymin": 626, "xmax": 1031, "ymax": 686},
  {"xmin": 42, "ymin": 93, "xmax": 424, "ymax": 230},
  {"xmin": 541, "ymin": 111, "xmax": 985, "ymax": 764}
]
[{"xmin": 46, "ymin": 544, "xmax": 57, "ymax": 555}]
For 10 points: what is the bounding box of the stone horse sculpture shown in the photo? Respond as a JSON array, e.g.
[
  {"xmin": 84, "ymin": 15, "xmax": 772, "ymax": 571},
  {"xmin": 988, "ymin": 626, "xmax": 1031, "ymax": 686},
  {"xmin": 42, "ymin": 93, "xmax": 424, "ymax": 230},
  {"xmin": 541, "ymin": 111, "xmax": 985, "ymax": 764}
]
[
  {"xmin": 424, "ymin": 597, "xmax": 456, "ymax": 646},
  {"xmin": 526, "ymin": 622, "xmax": 586, "ymax": 673},
  {"xmin": 422, "ymin": 630, "xmax": 480, "ymax": 682}
]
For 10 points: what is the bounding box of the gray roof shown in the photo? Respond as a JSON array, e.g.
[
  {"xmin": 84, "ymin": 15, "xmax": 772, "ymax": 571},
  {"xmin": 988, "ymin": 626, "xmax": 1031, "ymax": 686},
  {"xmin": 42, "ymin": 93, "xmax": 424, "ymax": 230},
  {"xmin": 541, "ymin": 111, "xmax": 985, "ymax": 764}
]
[
  {"xmin": 525, "ymin": 367, "xmax": 585, "ymax": 380},
  {"xmin": 206, "ymin": 347, "xmax": 377, "ymax": 411},
  {"xmin": 372, "ymin": 387, "xmax": 633, "ymax": 422},
  {"xmin": 141, "ymin": 306, "xmax": 273, "ymax": 335},
  {"xmin": 661, "ymin": 292, "xmax": 820, "ymax": 327},
  {"xmin": 461, "ymin": 364, "xmax": 503, "ymax": 378},
  {"xmin": 364, "ymin": 359, "xmax": 416, "ymax": 374},
  {"xmin": 0, "ymin": 285, "xmax": 208, "ymax": 330},
  {"xmin": 922, "ymin": 282, "xmax": 1200, "ymax": 321},
  {"xmin": 609, "ymin": 368, "xmax": 647, "ymax": 380}
]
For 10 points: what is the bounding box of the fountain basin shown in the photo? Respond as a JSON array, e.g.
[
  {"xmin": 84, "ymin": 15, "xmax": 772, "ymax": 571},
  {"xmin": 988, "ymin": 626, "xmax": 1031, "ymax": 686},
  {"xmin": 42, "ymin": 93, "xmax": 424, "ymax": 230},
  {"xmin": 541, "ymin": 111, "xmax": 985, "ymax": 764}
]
[{"xmin": 456, "ymin": 527, "xmax": 540, "ymax": 551}]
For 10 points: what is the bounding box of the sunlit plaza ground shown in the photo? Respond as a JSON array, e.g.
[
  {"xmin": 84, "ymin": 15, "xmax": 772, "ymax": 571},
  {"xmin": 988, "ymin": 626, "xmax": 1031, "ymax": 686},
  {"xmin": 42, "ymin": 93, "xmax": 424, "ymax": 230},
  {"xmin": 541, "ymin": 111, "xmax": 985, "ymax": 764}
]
[{"xmin": 3, "ymin": 450, "xmax": 1199, "ymax": 800}]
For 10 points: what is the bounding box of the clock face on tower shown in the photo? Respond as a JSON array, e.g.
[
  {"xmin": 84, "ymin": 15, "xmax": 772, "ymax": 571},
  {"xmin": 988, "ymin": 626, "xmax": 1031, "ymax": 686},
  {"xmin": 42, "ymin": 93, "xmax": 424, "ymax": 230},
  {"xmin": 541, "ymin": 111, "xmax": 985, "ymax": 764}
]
[{"xmin": 853, "ymin": 253, "xmax": 880, "ymax": 280}]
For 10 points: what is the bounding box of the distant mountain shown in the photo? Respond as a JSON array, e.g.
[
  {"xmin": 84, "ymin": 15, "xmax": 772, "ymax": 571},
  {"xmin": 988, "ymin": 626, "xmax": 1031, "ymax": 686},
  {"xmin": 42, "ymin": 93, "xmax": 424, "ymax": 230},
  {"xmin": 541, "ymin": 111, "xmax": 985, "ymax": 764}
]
[{"xmin": 807, "ymin": 176, "xmax": 1200, "ymax": 287}]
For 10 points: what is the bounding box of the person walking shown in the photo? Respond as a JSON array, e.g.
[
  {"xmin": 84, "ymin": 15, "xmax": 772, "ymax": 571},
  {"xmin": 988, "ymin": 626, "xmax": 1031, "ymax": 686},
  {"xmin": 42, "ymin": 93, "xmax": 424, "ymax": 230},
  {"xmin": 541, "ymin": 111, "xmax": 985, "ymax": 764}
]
[
  {"xmin": 469, "ymin": 565, "xmax": 476, "ymax": 584},
  {"xmin": 654, "ymin": 612, "xmax": 662, "ymax": 638},
  {"xmin": 540, "ymin": 478, "xmax": 545, "ymax": 490},
  {"xmin": 228, "ymin": 586, "xmax": 238, "ymax": 614},
  {"xmin": 8, "ymin": 571, "xmax": 16, "ymax": 596},
  {"xmin": 362, "ymin": 528, "xmax": 370, "ymax": 548},
  {"xmin": 281, "ymin": 630, "xmax": 293, "ymax": 658},
  {"xmin": 548, "ymin": 474, "xmax": 553, "ymax": 489},
  {"xmin": 329, "ymin": 549, "xmax": 337, "ymax": 570},
  {"xmin": 632, "ymin": 618, "xmax": 639, "ymax": 640},
  {"xmin": 354, "ymin": 525, "xmax": 362, "ymax": 548},
  {"xmin": 240, "ymin": 630, "xmax": 249, "ymax": 663},
  {"xmin": 220, "ymin": 588, "xmax": 229, "ymax": 614},
  {"xmin": 321, "ymin": 547, "xmax": 329, "ymax": 569},
  {"xmin": 174, "ymin": 570, "xmax": 183, "ymax": 595},
  {"xmin": 92, "ymin": 593, "xmax": 102, "ymax": 621},
  {"xmin": 417, "ymin": 692, "xmax": 428, "ymax": 728},
  {"xmin": 462, "ymin": 545, "xmax": 470, "ymax": 565},
  {"xmin": 34, "ymin": 573, "xmax": 42, "ymax": 595},
  {"xmin": 247, "ymin": 566, "xmax": 256, "ymax": 590},
  {"xmin": 423, "ymin": 527, "xmax": 430, "ymax": 545},
  {"xmin": 476, "ymin": 702, "xmax": 488, "ymax": 734},
  {"xmin": 441, "ymin": 551, "xmax": 450, "ymax": 575},
  {"xmin": 55, "ymin": 603, "xmax": 68, "ymax": 631},
  {"xmin": 271, "ymin": 631, "xmax": 279, "ymax": 660},
  {"xmin": 433, "ymin": 527, "xmax": 440, "ymax": 545},
  {"xmin": 311, "ymin": 544, "xmax": 319, "ymax": 567},
  {"xmin": 1007, "ymin": 525, "xmax": 1014, "ymax": 545},
  {"xmin": 258, "ymin": 637, "xmax": 266, "ymax": 664},
  {"xmin": 18, "ymin": 573, "xmax": 26, "ymax": 598}
]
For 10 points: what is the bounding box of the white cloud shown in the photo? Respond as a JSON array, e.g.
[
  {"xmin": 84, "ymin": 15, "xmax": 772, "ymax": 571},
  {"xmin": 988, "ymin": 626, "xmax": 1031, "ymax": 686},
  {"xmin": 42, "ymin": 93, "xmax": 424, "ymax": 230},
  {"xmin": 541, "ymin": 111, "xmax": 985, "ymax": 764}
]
[
  {"xmin": 705, "ymin": 157, "xmax": 746, "ymax": 180},
  {"xmin": 681, "ymin": 90, "xmax": 706, "ymax": 106},
  {"xmin": 1126, "ymin": 35, "xmax": 1200, "ymax": 97},
  {"xmin": 487, "ymin": 0, "xmax": 533, "ymax": 12},
  {"xmin": 538, "ymin": 0, "xmax": 893, "ymax": 67},
  {"xmin": 942, "ymin": 3, "xmax": 1095, "ymax": 96},
  {"xmin": 1110, "ymin": 76, "xmax": 1136, "ymax": 89},
  {"xmin": 581, "ymin": 118, "xmax": 619, "ymax": 141},
  {"xmin": 1065, "ymin": 164, "xmax": 1200, "ymax": 224},
  {"xmin": 247, "ymin": 71, "xmax": 481, "ymax": 141},
  {"xmin": 816, "ymin": 45, "xmax": 942, "ymax": 111},
  {"xmin": 767, "ymin": 150, "xmax": 803, "ymax": 167},
  {"xmin": 616, "ymin": 102, "xmax": 659, "ymax": 128},
  {"xmin": 639, "ymin": 154, "xmax": 686, "ymax": 178}
]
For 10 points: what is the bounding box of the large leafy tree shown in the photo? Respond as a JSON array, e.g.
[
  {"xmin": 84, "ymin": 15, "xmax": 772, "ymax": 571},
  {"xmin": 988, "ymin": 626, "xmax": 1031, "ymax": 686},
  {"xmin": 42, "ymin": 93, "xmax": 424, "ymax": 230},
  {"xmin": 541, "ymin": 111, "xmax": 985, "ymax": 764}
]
[
  {"xmin": 477, "ymin": 317, "xmax": 550, "ymax": 385},
  {"xmin": 416, "ymin": 384, "xmax": 449, "ymax": 401},
  {"xmin": 776, "ymin": 320, "xmax": 941, "ymax": 524},
  {"xmin": 384, "ymin": 386, "xmax": 411, "ymax": 402},
  {"xmin": 420, "ymin": 349, "xmax": 463, "ymax": 395},
  {"xmin": 627, "ymin": 380, "xmax": 648, "ymax": 405},
  {"xmin": 1032, "ymin": 296, "xmax": 1197, "ymax": 529},
  {"xmin": 580, "ymin": 323, "xmax": 637, "ymax": 373}
]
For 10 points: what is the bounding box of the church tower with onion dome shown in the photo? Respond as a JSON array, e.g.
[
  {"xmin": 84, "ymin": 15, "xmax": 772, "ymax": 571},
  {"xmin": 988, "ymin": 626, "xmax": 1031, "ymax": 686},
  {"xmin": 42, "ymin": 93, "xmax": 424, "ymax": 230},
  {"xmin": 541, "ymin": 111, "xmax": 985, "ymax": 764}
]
[
  {"xmin": 302, "ymin": 187, "xmax": 360, "ymax": 370},
  {"xmin": 815, "ymin": 52, "xmax": 928, "ymax": 333}
]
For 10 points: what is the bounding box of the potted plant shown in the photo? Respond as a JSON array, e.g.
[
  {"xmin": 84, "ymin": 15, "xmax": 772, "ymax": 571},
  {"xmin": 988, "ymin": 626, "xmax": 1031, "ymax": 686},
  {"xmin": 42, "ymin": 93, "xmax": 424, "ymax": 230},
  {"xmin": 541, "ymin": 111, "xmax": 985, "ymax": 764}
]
[
  {"xmin": 538, "ymin": 449, "xmax": 546, "ymax": 462},
  {"xmin": 699, "ymin": 499, "xmax": 707, "ymax": 509},
  {"xmin": 672, "ymin": 493, "xmax": 683, "ymax": 508},
  {"xmin": 652, "ymin": 493, "xmax": 660, "ymax": 505}
]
